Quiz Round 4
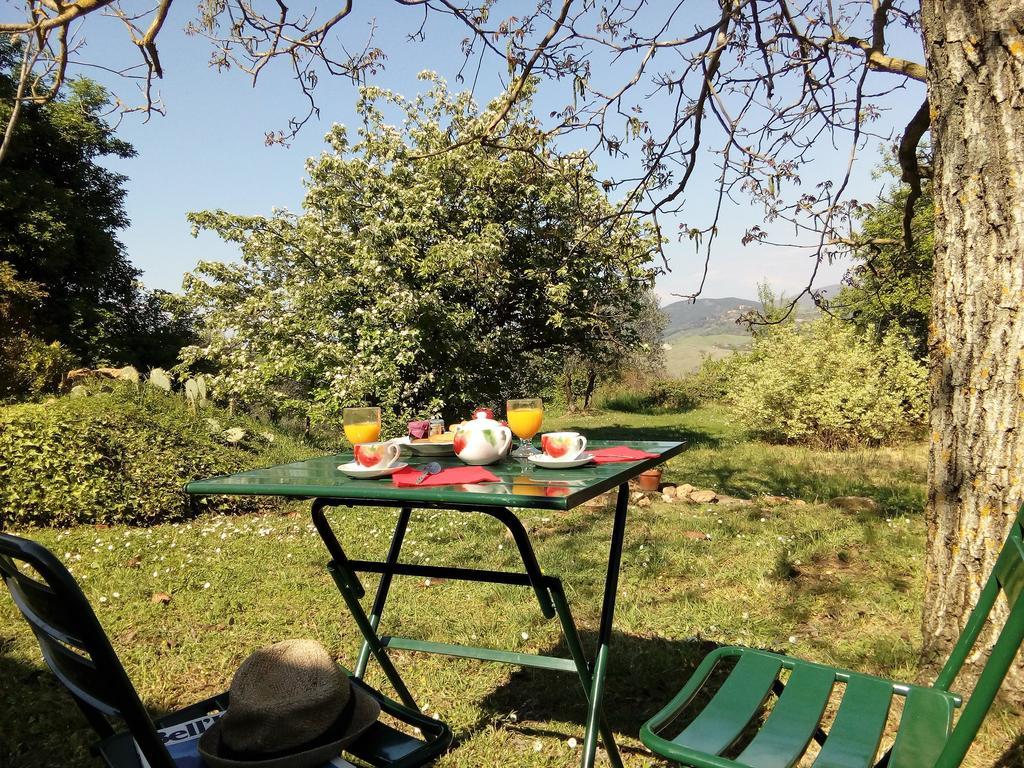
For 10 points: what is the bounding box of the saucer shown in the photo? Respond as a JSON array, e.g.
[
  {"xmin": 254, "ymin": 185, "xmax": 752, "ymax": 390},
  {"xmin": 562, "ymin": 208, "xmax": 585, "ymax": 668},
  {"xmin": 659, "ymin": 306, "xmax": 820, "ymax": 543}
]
[
  {"xmin": 527, "ymin": 452, "xmax": 594, "ymax": 469},
  {"xmin": 338, "ymin": 461, "xmax": 408, "ymax": 479}
]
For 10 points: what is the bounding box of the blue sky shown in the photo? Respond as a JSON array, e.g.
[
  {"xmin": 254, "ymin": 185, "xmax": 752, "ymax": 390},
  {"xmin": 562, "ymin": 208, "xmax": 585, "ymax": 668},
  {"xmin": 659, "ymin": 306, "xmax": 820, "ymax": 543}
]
[{"xmin": 59, "ymin": 3, "xmax": 927, "ymax": 304}]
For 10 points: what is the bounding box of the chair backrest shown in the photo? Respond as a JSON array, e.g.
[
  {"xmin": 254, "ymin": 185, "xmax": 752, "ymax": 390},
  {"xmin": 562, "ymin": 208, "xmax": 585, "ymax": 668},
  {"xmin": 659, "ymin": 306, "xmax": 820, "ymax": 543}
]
[
  {"xmin": 0, "ymin": 533, "xmax": 176, "ymax": 768},
  {"xmin": 933, "ymin": 504, "xmax": 1024, "ymax": 768}
]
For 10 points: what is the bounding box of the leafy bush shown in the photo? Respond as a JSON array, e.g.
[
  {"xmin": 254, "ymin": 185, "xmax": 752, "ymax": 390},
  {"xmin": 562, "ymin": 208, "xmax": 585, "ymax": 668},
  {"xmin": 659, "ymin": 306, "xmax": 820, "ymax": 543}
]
[
  {"xmin": 679, "ymin": 354, "xmax": 740, "ymax": 404},
  {"xmin": 726, "ymin": 320, "xmax": 927, "ymax": 447},
  {"xmin": 0, "ymin": 386, "xmax": 311, "ymax": 528},
  {"xmin": 0, "ymin": 335, "xmax": 78, "ymax": 401}
]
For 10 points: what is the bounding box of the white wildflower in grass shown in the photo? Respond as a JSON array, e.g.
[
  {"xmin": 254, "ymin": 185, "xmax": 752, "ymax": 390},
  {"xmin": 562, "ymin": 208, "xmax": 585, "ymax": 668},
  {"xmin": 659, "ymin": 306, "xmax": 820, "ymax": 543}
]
[
  {"xmin": 567, "ymin": 737, "xmax": 578, "ymax": 749},
  {"xmin": 533, "ymin": 741, "xmax": 543, "ymax": 752},
  {"xmin": 521, "ymin": 632, "xmax": 529, "ymax": 640},
  {"xmin": 203, "ymin": 582, "xmax": 211, "ymax": 590}
]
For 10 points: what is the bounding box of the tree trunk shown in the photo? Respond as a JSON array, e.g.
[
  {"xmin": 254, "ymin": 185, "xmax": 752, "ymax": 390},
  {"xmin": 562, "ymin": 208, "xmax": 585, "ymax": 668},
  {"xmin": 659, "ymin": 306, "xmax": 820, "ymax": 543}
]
[
  {"xmin": 920, "ymin": 1, "xmax": 1024, "ymax": 694},
  {"xmin": 562, "ymin": 366, "xmax": 577, "ymax": 413},
  {"xmin": 582, "ymin": 365, "xmax": 599, "ymax": 410}
]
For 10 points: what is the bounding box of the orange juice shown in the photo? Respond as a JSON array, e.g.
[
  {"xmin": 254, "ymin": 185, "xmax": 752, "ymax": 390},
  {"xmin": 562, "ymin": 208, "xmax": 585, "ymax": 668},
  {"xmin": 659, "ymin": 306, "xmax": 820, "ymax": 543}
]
[
  {"xmin": 507, "ymin": 408, "xmax": 543, "ymax": 439},
  {"xmin": 344, "ymin": 422, "xmax": 381, "ymax": 445}
]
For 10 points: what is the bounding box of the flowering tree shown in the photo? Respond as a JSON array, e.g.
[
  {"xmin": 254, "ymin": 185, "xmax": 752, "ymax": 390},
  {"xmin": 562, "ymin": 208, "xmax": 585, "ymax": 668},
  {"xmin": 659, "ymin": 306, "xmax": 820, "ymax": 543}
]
[{"xmin": 181, "ymin": 76, "xmax": 657, "ymax": 426}]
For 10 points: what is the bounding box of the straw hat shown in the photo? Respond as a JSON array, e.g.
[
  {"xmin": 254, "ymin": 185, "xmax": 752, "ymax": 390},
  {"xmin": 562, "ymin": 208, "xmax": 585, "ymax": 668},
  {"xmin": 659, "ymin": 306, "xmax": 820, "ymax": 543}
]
[{"xmin": 199, "ymin": 639, "xmax": 380, "ymax": 768}]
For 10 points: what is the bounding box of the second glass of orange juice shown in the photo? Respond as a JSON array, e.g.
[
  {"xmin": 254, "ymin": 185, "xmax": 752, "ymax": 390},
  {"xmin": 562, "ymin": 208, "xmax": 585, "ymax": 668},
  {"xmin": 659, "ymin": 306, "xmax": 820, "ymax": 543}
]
[
  {"xmin": 344, "ymin": 407, "xmax": 381, "ymax": 445},
  {"xmin": 507, "ymin": 398, "xmax": 543, "ymax": 458}
]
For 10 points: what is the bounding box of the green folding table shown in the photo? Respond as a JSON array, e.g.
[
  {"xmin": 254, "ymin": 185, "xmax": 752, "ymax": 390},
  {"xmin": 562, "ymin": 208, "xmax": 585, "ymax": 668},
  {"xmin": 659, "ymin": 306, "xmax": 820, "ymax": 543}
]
[{"xmin": 186, "ymin": 439, "xmax": 685, "ymax": 768}]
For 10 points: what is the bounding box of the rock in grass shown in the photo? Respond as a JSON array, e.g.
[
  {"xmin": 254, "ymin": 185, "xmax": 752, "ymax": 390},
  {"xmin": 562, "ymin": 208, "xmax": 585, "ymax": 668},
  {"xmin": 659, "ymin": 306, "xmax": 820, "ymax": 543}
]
[
  {"xmin": 689, "ymin": 489, "xmax": 718, "ymax": 504},
  {"xmin": 716, "ymin": 494, "xmax": 752, "ymax": 507},
  {"xmin": 828, "ymin": 496, "xmax": 879, "ymax": 513}
]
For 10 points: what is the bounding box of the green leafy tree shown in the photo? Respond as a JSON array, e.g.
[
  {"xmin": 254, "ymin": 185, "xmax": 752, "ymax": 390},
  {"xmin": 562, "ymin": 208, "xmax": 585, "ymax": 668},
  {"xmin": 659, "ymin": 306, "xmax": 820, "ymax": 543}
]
[
  {"xmin": 181, "ymin": 76, "xmax": 658, "ymax": 427},
  {"xmin": 0, "ymin": 42, "xmax": 195, "ymax": 384},
  {"xmin": 559, "ymin": 290, "xmax": 665, "ymax": 412},
  {"xmin": 836, "ymin": 166, "xmax": 934, "ymax": 358}
]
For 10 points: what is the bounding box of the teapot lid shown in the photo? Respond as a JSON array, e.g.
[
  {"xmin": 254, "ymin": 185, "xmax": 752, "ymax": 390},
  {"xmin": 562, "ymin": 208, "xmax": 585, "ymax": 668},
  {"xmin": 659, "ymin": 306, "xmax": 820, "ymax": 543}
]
[{"xmin": 460, "ymin": 410, "xmax": 503, "ymax": 431}]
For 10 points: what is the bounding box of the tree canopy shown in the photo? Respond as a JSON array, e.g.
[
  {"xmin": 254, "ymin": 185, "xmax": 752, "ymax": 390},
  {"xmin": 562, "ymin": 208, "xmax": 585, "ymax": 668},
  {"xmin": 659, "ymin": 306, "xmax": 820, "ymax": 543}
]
[
  {"xmin": 0, "ymin": 42, "xmax": 194, "ymax": 378},
  {"xmin": 835, "ymin": 163, "xmax": 933, "ymax": 358},
  {"xmin": 181, "ymin": 76, "xmax": 658, "ymax": 425}
]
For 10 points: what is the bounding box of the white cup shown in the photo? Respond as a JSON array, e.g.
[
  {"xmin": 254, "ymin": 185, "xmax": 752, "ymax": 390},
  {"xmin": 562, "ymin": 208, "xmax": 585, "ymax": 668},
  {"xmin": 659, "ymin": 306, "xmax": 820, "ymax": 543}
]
[
  {"xmin": 353, "ymin": 441, "xmax": 402, "ymax": 469},
  {"xmin": 541, "ymin": 432, "xmax": 588, "ymax": 460}
]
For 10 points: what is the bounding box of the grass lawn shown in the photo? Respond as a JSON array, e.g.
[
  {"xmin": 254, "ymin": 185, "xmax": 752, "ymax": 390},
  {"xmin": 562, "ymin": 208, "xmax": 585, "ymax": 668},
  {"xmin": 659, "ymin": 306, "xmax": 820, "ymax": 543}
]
[
  {"xmin": 661, "ymin": 332, "xmax": 752, "ymax": 377},
  {"xmin": 2, "ymin": 405, "xmax": 1021, "ymax": 767}
]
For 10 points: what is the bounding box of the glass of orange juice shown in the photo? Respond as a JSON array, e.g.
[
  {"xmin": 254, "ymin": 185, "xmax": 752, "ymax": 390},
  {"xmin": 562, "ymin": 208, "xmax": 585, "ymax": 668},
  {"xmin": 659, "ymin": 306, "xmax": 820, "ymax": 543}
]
[
  {"xmin": 344, "ymin": 407, "xmax": 381, "ymax": 446},
  {"xmin": 507, "ymin": 398, "xmax": 543, "ymax": 458}
]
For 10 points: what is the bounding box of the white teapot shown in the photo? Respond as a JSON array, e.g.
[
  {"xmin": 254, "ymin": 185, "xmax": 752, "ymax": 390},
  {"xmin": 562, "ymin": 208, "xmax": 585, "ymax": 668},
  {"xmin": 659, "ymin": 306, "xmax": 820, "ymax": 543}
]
[{"xmin": 453, "ymin": 412, "xmax": 512, "ymax": 465}]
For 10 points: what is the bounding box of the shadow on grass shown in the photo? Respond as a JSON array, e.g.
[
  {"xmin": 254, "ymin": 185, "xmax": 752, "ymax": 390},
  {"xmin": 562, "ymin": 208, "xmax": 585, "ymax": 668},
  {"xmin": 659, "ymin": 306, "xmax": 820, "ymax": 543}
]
[
  {"xmin": 996, "ymin": 732, "xmax": 1024, "ymax": 767},
  {"xmin": 471, "ymin": 630, "xmax": 719, "ymax": 749},
  {"xmin": 676, "ymin": 458, "xmax": 925, "ymax": 517},
  {"xmin": 0, "ymin": 649, "xmax": 100, "ymax": 768},
  {"xmin": 555, "ymin": 422, "xmax": 723, "ymax": 449}
]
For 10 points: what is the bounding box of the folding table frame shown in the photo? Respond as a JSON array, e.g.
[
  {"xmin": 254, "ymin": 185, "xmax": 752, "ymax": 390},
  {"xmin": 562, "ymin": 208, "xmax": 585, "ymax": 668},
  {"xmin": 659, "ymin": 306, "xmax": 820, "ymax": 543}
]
[{"xmin": 186, "ymin": 440, "xmax": 685, "ymax": 768}]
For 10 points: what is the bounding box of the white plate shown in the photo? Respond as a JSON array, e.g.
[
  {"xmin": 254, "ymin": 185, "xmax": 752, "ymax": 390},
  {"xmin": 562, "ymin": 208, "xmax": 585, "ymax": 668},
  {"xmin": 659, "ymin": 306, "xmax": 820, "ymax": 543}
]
[
  {"xmin": 408, "ymin": 441, "xmax": 456, "ymax": 457},
  {"xmin": 337, "ymin": 461, "xmax": 408, "ymax": 479},
  {"xmin": 527, "ymin": 452, "xmax": 594, "ymax": 469}
]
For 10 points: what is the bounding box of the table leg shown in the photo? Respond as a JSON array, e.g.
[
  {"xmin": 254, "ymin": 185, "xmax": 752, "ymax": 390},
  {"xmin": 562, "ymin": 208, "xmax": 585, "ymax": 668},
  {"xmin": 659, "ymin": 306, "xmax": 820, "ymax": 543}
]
[
  {"xmin": 549, "ymin": 582, "xmax": 625, "ymax": 768},
  {"xmin": 312, "ymin": 499, "xmax": 418, "ymax": 710},
  {"xmin": 581, "ymin": 482, "xmax": 630, "ymax": 768},
  {"xmin": 355, "ymin": 506, "xmax": 411, "ymax": 678}
]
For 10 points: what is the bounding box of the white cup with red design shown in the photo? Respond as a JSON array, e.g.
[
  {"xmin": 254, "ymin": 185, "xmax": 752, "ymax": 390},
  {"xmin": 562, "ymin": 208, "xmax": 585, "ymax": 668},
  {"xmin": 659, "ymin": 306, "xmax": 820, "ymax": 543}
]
[
  {"xmin": 540, "ymin": 432, "xmax": 588, "ymax": 461},
  {"xmin": 353, "ymin": 441, "xmax": 403, "ymax": 470}
]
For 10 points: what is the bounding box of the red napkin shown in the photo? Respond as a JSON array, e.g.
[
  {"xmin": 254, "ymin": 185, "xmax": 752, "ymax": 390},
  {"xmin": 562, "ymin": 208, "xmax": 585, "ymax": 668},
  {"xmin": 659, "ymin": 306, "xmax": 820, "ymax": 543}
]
[
  {"xmin": 392, "ymin": 465, "xmax": 500, "ymax": 487},
  {"xmin": 589, "ymin": 445, "xmax": 661, "ymax": 464}
]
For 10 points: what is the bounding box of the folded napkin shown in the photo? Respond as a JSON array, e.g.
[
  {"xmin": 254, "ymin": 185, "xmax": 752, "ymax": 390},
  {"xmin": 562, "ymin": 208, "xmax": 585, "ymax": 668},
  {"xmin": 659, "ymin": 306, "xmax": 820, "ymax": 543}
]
[
  {"xmin": 392, "ymin": 465, "xmax": 500, "ymax": 487},
  {"xmin": 589, "ymin": 445, "xmax": 661, "ymax": 464}
]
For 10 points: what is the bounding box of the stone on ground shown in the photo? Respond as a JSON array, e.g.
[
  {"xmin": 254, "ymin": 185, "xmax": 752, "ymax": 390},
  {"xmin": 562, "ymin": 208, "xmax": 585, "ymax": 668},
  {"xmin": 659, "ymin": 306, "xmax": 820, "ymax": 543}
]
[
  {"xmin": 688, "ymin": 489, "xmax": 718, "ymax": 504},
  {"xmin": 828, "ymin": 496, "xmax": 880, "ymax": 513}
]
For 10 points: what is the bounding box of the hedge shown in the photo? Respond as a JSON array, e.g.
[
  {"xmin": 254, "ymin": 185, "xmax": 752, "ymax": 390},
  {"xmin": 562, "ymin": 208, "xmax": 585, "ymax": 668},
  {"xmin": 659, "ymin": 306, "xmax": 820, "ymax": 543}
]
[{"xmin": 0, "ymin": 387, "xmax": 312, "ymax": 527}]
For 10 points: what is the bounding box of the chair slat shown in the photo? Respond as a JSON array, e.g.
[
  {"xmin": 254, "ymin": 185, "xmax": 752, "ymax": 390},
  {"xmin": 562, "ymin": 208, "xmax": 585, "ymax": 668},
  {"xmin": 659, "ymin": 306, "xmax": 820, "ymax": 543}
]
[
  {"xmin": 36, "ymin": 632, "xmax": 122, "ymax": 717},
  {"xmin": 736, "ymin": 663, "xmax": 835, "ymax": 768},
  {"xmin": 1, "ymin": 557, "xmax": 86, "ymax": 648},
  {"xmin": 811, "ymin": 675, "xmax": 892, "ymax": 768},
  {"xmin": 888, "ymin": 687, "xmax": 954, "ymax": 768},
  {"xmin": 671, "ymin": 651, "xmax": 782, "ymax": 755},
  {"xmin": 994, "ymin": 536, "xmax": 1024, "ymax": 606}
]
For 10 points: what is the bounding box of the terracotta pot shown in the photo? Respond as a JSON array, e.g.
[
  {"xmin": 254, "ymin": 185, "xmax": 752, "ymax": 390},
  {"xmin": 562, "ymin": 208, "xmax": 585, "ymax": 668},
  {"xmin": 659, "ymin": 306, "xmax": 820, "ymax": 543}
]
[{"xmin": 637, "ymin": 468, "xmax": 663, "ymax": 492}]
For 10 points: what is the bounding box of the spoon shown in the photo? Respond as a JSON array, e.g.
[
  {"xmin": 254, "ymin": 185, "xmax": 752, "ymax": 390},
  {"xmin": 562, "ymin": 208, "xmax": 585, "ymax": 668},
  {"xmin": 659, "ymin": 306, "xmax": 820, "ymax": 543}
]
[{"xmin": 414, "ymin": 461, "xmax": 442, "ymax": 485}]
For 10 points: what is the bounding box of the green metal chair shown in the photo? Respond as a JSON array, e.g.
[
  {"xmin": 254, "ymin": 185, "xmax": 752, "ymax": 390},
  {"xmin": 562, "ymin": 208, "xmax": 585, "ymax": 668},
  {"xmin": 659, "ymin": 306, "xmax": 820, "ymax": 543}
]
[
  {"xmin": 0, "ymin": 532, "xmax": 452, "ymax": 768},
  {"xmin": 641, "ymin": 504, "xmax": 1024, "ymax": 768}
]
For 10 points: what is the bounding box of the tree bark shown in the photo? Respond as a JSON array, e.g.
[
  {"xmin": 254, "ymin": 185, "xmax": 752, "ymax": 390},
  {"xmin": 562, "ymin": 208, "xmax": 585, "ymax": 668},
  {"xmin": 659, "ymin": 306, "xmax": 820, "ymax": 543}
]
[
  {"xmin": 582, "ymin": 365, "xmax": 599, "ymax": 410},
  {"xmin": 562, "ymin": 365, "xmax": 577, "ymax": 413},
  {"xmin": 921, "ymin": 1, "xmax": 1024, "ymax": 694}
]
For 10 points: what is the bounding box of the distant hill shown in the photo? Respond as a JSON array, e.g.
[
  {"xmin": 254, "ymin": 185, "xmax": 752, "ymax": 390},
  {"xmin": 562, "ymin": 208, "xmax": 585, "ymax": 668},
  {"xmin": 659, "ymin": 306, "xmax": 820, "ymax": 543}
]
[
  {"xmin": 659, "ymin": 284, "xmax": 842, "ymax": 376},
  {"xmin": 662, "ymin": 296, "xmax": 762, "ymax": 336}
]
